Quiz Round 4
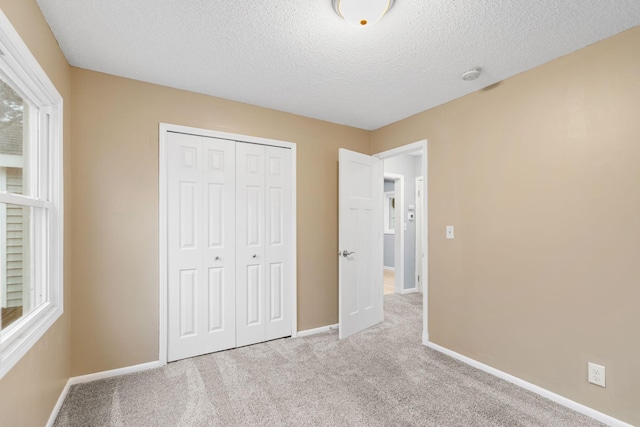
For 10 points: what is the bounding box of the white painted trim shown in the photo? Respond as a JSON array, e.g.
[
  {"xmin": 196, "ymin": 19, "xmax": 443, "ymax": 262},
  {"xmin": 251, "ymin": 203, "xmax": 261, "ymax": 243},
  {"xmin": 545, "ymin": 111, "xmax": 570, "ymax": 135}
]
[
  {"xmin": 383, "ymin": 266, "xmax": 395, "ymax": 271},
  {"xmin": 425, "ymin": 342, "xmax": 633, "ymax": 427},
  {"xmin": 375, "ymin": 140, "xmax": 428, "ymax": 341},
  {"xmin": 375, "ymin": 140, "xmax": 425, "ymax": 160},
  {"xmin": 297, "ymin": 323, "xmax": 338, "ymax": 337},
  {"xmin": 45, "ymin": 379, "xmax": 71, "ymax": 427},
  {"xmin": 0, "ymin": 7, "xmax": 64, "ymax": 381},
  {"xmin": 290, "ymin": 144, "xmax": 298, "ymax": 337},
  {"xmin": 158, "ymin": 124, "xmax": 169, "ymax": 365},
  {"xmin": 158, "ymin": 123, "xmax": 298, "ymax": 363},
  {"xmin": 400, "ymin": 287, "xmax": 418, "ymax": 295},
  {"xmin": 383, "ymin": 190, "xmax": 396, "ymax": 235},
  {"xmin": 0, "ymin": 153, "xmax": 23, "ymax": 168},
  {"xmin": 68, "ymin": 361, "xmax": 162, "ymax": 386},
  {"xmin": 0, "ymin": 168, "xmax": 5, "ymax": 309},
  {"xmin": 46, "ymin": 361, "xmax": 162, "ymax": 426},
  {"xmin": 415, "ymin": 176, "xmax": 424, "ymax": 292},
  {"xmin": 0, "ymin": 191, "xmax": 52, "ymax": 208},
  {"xmin": 384, "ymin": 173, "xmax": 404, "ymax": 294},
  {"xmin": 159, "ymin": 123, "xmax": 297, "ymax": 149}
]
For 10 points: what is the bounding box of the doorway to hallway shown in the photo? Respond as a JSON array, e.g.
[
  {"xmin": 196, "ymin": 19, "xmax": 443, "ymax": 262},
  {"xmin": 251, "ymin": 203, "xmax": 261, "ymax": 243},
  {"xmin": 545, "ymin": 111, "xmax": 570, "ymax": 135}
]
[
  {"xmin": 383, "ymin": 270, "xmax": 395, "ymax": 295},
  {"xmin": 381, "ymin": 150, "xmax": 423, "ymax": 296},
  {"xmin": 374, "ymin": 140, "xmax": 429, "ymax": 344}
]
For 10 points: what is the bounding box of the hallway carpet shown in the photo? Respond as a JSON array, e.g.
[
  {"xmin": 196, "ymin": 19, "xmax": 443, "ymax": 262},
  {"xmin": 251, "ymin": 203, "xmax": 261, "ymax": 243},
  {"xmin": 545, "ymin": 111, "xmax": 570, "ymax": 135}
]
[{"xmin": 54, "ymin": 294, "xmax": 603, "ymax": 426}]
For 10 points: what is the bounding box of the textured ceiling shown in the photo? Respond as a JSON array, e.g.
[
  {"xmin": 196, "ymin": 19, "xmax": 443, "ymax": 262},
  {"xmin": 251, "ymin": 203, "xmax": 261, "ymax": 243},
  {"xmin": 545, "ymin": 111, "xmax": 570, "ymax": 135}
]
[{"xmin": 36, "ymin": 0, "xmax": 640, "ymax": 130}]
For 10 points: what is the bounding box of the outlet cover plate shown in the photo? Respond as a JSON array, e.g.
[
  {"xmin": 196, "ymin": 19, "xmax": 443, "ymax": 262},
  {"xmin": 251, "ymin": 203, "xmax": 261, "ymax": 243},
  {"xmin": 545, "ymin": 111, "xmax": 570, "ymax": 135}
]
[
  {"xmin": 446, "ymin": 225, "xmax": 454, "ymax": 239},
  {"xmin": 588, "ymin": 362, "xmax": 606, "ymax": 387}
]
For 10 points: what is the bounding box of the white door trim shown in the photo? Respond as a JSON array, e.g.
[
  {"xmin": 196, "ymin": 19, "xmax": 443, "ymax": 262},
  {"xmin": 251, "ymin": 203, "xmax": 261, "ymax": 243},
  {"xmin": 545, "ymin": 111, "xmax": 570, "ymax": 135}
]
[
  {"xmin": 374, "ymin": 140, "xmax": 428, "ymax": 342},
  {"xmin": 383, "ymin": 173, "xmax": 404, "ymax": 294},
  {"xmin": 159, "ymin": 123, "xmax": 298, "ymax": 365},
  {"xmin": 415, "ymin": 176, "xmax": 424, "ymax": 293}
]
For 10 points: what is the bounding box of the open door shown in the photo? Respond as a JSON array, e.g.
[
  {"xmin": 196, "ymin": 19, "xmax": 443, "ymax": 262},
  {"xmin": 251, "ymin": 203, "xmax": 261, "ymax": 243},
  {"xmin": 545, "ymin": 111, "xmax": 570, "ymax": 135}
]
[{"xmin": 338, "ymin": 148, "xmax": 383, "ymax": 339}]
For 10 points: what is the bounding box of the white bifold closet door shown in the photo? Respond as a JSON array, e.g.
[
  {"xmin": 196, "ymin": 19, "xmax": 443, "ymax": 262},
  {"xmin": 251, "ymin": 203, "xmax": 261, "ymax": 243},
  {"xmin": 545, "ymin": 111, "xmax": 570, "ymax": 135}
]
[
  {"xmin": 236, "ymin": 143, "xmax": 292, "ymax": 347},
  {"xmin": 167, "ymin": 132, "xmax": 291, "ymax": 362},
  {"xmin": 167, "ymin": 132, "xmax": 237, "ymax": 362}
]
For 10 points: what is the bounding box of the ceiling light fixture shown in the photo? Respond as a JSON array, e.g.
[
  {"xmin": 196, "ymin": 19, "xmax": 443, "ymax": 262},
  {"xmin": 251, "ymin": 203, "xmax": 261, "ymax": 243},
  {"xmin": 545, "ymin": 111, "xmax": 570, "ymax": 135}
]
[{"xmin": 332, "ymin": 0, "xmax": 396, "ymax": 28}]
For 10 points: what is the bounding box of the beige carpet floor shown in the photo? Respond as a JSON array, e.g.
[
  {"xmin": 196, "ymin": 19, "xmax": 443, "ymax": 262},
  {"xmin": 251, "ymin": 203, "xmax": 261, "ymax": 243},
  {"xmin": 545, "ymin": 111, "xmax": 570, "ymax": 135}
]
[{"xmin": 54, "ymin": 294, "xmax": 603, "ymax": 426}]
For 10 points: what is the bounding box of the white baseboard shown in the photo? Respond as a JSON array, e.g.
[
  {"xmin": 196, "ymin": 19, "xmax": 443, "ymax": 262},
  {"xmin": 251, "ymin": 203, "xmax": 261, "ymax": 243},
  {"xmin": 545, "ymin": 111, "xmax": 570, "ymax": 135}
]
[
  {"xmin": 45, "ymin": 379, "xmax": 71, "ymax": 427},
  {"xmin": 46, "ymin": 360, "xmax": 162, "ymax": 426},
  {"xmin": 297, "ymin": 323, "xmax": 338, "ymax": 337},
  {"xmin": 400, "ymin": 287, "xmax": 418, "ymax": 295},
  {"xmin": 383, "ymin": 266, "xmax": 395, "ymax": 271},
  {"xmin": 425, "ymin": 342, "xmax": 632, "ymax": 427},
  {"xmin": 68, "ymin": 360, "xmax": 162, "ymax": 386}
]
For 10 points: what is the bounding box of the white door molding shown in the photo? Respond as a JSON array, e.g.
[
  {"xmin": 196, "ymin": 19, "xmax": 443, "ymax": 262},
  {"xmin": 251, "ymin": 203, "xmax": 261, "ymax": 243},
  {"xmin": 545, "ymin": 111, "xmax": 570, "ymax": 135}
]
[
  {"xmin": 415, "ymin": 176, "xmax": 424, "ymax": 293},
  {"xmin": 159, "ymin": 123, "xmax": 297, "ymax": 365},
  {"xmin": 383, "ymin": 173, "xmax": 404, "ymax": 294},
  {"xmin": 374, "ymin": 140, "xmax": 428, "ymax": 342}
]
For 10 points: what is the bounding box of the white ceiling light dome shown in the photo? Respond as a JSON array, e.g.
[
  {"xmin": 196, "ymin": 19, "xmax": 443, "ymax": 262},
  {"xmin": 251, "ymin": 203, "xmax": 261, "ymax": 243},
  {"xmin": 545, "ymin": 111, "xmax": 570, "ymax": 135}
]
[{"xmin": 332, "ymin": 0, "xmax": 396, "ymax": 28}]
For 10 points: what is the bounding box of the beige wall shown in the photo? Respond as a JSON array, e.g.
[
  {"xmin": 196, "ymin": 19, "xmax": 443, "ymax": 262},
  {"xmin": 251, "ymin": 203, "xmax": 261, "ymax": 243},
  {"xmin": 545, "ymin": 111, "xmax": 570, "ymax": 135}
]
[
  {"xmin": 70, "ymin": 68, "xmax": 370, "ymax": 376},
  {"xmin": 371, "ymin": 27, "xmax": 640, "ymax": 425},
  {"xmin": 0, "ymin": 1, "xmax": 72, "ymax": 426}
]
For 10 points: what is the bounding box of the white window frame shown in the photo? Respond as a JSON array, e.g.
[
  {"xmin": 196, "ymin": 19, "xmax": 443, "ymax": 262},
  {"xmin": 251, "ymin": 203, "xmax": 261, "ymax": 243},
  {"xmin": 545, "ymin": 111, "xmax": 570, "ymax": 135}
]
[{"xmin": 0, "ymin": 10, "xmax": 64, "ymax": 379}]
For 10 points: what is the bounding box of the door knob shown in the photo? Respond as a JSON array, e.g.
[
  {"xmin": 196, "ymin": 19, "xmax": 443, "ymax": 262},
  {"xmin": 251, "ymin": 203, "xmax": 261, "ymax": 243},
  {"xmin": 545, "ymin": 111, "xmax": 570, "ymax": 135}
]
[
  {"xmin": 252, "ymin": 254, "xmax": 257, "ymax": 258},
  {"xmin": 341, "ymin": 250, "xmax": 356, "ymax": 257},
  {"xmin": 214, "ymin": 256, "xmax": 221, "ymax": 261}
]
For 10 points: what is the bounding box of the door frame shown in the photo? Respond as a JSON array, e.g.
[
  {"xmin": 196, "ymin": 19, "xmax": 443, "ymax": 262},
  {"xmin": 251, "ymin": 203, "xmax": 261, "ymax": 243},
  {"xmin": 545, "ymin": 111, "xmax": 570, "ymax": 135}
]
[
  {"xmin": 415, "ymin": 176, "xmax": 424, "ymax": 293},
  {"xmin": 383, "ymin": 173, "xmax": 404, "ymax": 294},
  {"xmin": 158, "ymin": 123, "xmax": 298, "ymax": 365},
  {"xmin": 373, "ymin": 140, "xmax": 429, "ymax": 344}
]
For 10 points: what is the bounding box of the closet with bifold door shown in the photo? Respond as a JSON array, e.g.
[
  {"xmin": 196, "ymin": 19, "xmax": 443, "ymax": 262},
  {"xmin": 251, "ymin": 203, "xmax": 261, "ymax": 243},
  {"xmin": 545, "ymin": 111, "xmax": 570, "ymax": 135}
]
[{"xmin": 167, "ymin": 131, "xmax": 292, "ymax": 362}]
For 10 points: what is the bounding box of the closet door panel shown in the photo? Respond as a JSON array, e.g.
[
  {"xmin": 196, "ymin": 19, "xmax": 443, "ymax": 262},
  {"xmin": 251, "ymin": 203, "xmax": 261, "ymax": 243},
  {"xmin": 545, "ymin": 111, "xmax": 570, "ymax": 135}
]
[
  {"xmin": 236, "ymin": 143, "xmax": 267, "ymax": 347},
  {"xmin": 168, "ymin": 133, "xmax": 236, "ymax": 362},
  {"xmin": 269, "ymin": 262, "xmax": 284, "ymax": 321},
  {"xmin": 265, "ymin": 147, "xmax": 292, "ymax": 340},
  {"xmin": 201, "ymin": 137, "xmax": 236, "ymax": 353},
  {"xmin": 207, "ymin": 267, "xmax": 224, "ymax": 331},
  {"xmin": 168, "ymin": 133, "xmax": 203, "ymax": 361},
  {"xmin": 179, "ymin": 269, "xmax": 198, "ymax": 337}
]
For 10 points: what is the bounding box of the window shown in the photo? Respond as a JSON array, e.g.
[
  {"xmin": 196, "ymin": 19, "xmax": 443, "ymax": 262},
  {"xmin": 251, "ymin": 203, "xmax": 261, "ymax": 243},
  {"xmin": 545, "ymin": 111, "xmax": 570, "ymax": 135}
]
[
  {"xmin": 384, "ymin": 191, "xmax": 395, "ymax": 234},
  {"xmin": 0, "ymin": 11, "xmax": 63, "ymax": 379}
]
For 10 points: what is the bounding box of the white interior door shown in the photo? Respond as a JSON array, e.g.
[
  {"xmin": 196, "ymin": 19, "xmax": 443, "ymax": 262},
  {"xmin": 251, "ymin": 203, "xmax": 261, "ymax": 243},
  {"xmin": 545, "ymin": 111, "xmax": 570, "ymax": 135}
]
[
  {"xmin": 265, "ymin": 146, "xmax": 292, "ymax": 340},
  {"xmin": 236, "ymin": 142, "xmax": 267, "ymax": 347},
  {"xmin": 167, "ymin": 132, "xmax": 236, "ymax": 362},
  {"xmin": 338, "ymin": 148, "xmax": 383, "ymax": 339}
]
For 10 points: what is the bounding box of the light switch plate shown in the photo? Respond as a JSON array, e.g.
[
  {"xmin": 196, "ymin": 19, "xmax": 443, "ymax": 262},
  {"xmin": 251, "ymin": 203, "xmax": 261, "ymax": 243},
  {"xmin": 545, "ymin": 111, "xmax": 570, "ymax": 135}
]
[{"xmin": 446, "ymin": 226, "xmax": 454, "ymax": 239}]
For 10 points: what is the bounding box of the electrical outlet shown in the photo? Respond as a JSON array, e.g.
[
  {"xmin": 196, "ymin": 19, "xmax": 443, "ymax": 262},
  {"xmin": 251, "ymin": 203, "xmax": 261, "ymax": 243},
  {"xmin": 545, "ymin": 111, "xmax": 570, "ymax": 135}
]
[{"xmin": 588, "ymin": 362, "xmax": 606, "ymax": 387}]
